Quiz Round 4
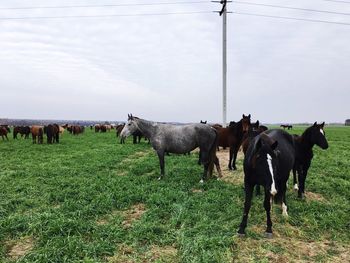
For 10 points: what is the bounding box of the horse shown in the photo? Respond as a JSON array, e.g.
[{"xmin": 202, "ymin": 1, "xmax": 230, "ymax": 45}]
[
  {"xmin": 95, "ymin": 124, "xmax": 100, "ymax": 132},
  {"xmin": 120, "ymin": 114, "xmax": 222, "ymax": 182},
  {"xmin": 292, "ymin": 122, "xmax": 328, "ymax": 199},
  {"xmin": 238, "ymin": 130, "xmax": 295, "ymax": 237},
  {"xmin": 13, "ymin": 126, "xmax": 31, "ymax": 139},
  {"xmin": 280, "ymin": 124, "xmax": 293, "ymax": 130},
  {"xmin": 72, "ymin": 125, "xmax": 84, "ymax": 135},
  {"xmin": 200, "ymin": 120, "xmax": 207, "ymax": 124},
  {"xmin": 44, "ymin": 124, "xmax": 60, "ymax": 144},
  {"xmin": 0, "ymin": 126, "xmax": 9, "ymax": 141},
  {"xmin": 59, "ymin": 126, "xmax": 65, "ymax": 134},
  {"xmin": 214, "ymin": 114, "xmax": 251, "ymax": 170},
  {"xmin": 31, "ymin": 126, "xmax": 44, "ymax": 144}
]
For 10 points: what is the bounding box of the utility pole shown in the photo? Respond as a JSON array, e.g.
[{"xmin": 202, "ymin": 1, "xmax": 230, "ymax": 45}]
[
  {"xmin": 221, "ymin": 0, "xmax": 227, "ymax": 127},
  {"xmin": 214, "ymin": 0, "xmax": 229, "ymax": 127}
]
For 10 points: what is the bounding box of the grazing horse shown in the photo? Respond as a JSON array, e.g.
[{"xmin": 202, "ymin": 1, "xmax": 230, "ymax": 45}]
[
  {"xmin": 214, "ymin": 114, "xmax": 251, "ymax": 170},
  {"xmin": 72, "ymin": 125, "xmax": 84, "ymax": 135},
  {"xmin": 120, "ymin": 114, "xmax": 222, "ymax": 182},
  {"xmin": 44, "ymin": 124, "xmax": 60, "ymax": 144},
  {"xmin": 13, "ymin": 126, "xmax": 31, "ymax": 139},
  {"xmin": 31, "ymin": 126, "xmax": 44, "ymax": 144},
  {"xmin": 238, "ymin": 130, "xmax": 295, "ymax": 237},
  {"xmin": 292, "ymin": 122, "xmax": 328, "ymax": 199},
  {"xmin": 280, "ymin": 124, "xmax": 293, "ymax": 130},
  {"xmin": 0, "ymin": 126, "xmax": 9, "ymax": 140}
]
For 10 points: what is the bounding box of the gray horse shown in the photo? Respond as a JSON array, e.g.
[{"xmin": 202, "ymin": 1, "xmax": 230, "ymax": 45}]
[{"xmin": 120, "ymin": 114, "xmax": 222, "ymax": 182}]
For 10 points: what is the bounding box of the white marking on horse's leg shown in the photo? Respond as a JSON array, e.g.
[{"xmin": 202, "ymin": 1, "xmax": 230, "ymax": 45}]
[
  {"xmin": 199, "ymin": 179, "xmax": 204, "ymax": 184},
  {"xmin": 320, "ymin": 129, "xmax": 324, "ymax": 135},
  {"xmin": 158, "ymin": 176, "xmax": 162, "ymax": 181},
  {"xmin": 282, "ymin": 202, "xmax": 288, "ymax": 217},
  {"xmin": 267, "ymin": 154, "xmax": 277, "ymax": 196},
  {"xmin": 294, "ymin": 184, "xmax": 299, "ymax": 191}
]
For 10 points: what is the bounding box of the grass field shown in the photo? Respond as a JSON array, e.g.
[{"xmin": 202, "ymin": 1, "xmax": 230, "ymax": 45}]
[{"xmin": 0, "ymin": 126, "xmax": 349, "ymax": 262}]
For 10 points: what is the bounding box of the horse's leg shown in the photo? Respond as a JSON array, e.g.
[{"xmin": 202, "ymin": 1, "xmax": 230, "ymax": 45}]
[
  {"xmin": 214, "ymin": 156, "xmax": 222, "ymax": 179},
  {"xmin": 157, "ymin": 150, "xmax": 165, "ymax": 180},
  {"xmin": 228, "ymin": 146, "xmax": 234, "ymax": 170},
  {"xmin": 232, "ymin": 145, "xmax": 239, "ymax": 170},
  {"xmin": 238, "ymin": 183, "xmax": 254, "ymax": 236},
  {"xmin": 292, "ymin": 165, "xmax": 299, "ymax": 191},
  {"xmin": 197, "ymin": 150, "xmax": 202, "ymax": 165},
  {"xmin": 264, "ymin": 188, "xmax": 273, "ymax": 237},
  {"xmin": 281, "ymin": 189, "xmax": 288, "ymax": 217},
  {"xmin": 298, "ymin": 162, "xmax": 310, "ymax": 199}
]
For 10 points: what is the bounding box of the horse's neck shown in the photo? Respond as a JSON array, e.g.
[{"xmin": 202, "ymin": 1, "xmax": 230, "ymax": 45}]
[
  {"xmin": 136, "ymin": 119, "xmax": 158, "ymax": 139},
  {"xmin": 300, "ymin": 129, "xmax": 314, "ymax": 152}
]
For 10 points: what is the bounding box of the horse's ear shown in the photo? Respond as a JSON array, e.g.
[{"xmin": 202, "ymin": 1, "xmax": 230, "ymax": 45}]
[
  {"xmin": 271, "ymin": 140, "xmax": 278, "ymax": 150},
  {"xmin": 313, "ymin": 122, "xmax": 317, "ymax": 126},
  {"xmin": 248, "ymin": 114, "xmax": 251, "ymax": 119},
  {"xmin": 256, "ymin": 120, "xmax": 260, "ymax": 126},
  {"xmin": 242, "ymin": 114, "xmax": 245, "ymax": 118},
  {"xmin": 321, "ymin": 122, "xmax": 325, "ymax": 127}
]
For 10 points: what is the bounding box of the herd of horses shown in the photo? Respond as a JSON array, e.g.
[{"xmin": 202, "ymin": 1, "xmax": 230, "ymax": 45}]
[
  {"xmin": 1, "ymin": 116, "xmax": 329, "ymax": 237},
  {"xmin": 119, "ymin": 114, "xmax": 329, "ymax": 237}
]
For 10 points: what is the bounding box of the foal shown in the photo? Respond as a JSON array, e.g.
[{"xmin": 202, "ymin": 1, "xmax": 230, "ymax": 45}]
[{"xmin": 292, "ymin": 122, "xmax": 328, "ymax": 199}]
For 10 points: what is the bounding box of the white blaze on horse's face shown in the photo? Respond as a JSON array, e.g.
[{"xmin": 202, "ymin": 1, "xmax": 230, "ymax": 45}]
[
  {"xmin": 320, "ymin": 129, "xmax": 325, "ymax": 136},
  {"xmin": 120, "ymin": 120, "xmax": 136, "ymax": 138},
  {"xmin": 267, "ymin": 154, "xmax": 277, "ymax": 196}
]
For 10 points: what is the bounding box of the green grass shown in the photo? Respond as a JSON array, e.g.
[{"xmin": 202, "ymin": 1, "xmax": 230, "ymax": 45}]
[{"xmin": 0, "ymin": 127, "xmax": 349, "ymax": 262}]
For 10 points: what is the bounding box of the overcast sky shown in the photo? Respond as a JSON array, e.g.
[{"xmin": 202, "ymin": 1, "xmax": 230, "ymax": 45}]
[{"xmin": 0, "ymin": 0, "xmax": 349, "ymax": 123}]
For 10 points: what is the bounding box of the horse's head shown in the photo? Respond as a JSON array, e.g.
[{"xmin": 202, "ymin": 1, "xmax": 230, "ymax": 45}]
[
  {"xmin": 242, "ymin": 114, "xmax": 251, "ymax": 132},
  {"xmin": 251, "ymin": 120, "xmax": 260, "ymax": 132},
  {"xmin": 120, "ymin": 114, "xmax": 139, "ymax": 139},
  {"xmin": 250, "ymin": 133, "xmax": 279, "ymax": 196},
  {"xmin": 309, "ymin": 122, "xmax": 328, "ymax": 149}
]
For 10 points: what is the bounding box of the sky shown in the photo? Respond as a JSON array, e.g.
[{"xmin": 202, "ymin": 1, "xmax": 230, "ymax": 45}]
[{"xmin": 0, "ymin": 0, "xmax": 349, "ymax": 124}]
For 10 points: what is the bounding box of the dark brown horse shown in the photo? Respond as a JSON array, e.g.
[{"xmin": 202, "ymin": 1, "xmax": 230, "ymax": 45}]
[
  {"xmin": 280, "ymin": 124, "xmax": 293, "ymax": 130},
  {"xmin": 72, "ymin": 125, "xmax": 84, "ymax": 135},
  {"xmin": 44, "ymin": 124, "xmax": 60, "ymax": 144},
  {"xmin": 0, "ymin": 126, "xmax": 9, "ymax": 140},
  {"xmin": 31, "ymin": 126, "xmax": 44, "ymax": 144},
  {"xmin": 13, "ymin": 126, "xmax": 31, "ymax": 139},
  {"xmin": 214, "ymin": 114, "xmax": 251, "ymax": 170}
]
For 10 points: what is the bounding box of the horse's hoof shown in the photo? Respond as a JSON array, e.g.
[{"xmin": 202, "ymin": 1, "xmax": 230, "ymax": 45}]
[
  {"xmin": 264, "ymin": 232, "xmax": 273, "ymax": 239},
  {"xmin": 157, "ymin": 177, "xmax": 162, "ymax": 181},
  {"xmin": 237, "ymin": 233, "xmax": 246, "ymax": 238},
  {"xmin": 293, "ymin": 184, "xmax": 299, "ymax": 191},
  {"xmin": 199, "ymin": 179, "xmax": 204, "ymax": 184}
]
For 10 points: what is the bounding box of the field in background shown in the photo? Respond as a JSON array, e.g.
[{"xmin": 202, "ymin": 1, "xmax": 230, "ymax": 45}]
[{"xmin": 0, "ymin": 126, "xmax": 349, "ymax": 262}]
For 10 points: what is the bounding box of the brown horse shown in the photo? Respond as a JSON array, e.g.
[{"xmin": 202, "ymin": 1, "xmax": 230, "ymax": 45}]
[
  {"xmin": 72, "ymin": 125, "xmax": 84, "ymax": 135},
  {"xmin": 31, "ymin": 126, "xmax": 44, "ymax": 144},
  {"xmin": 0, "ymin": 126, "xmax": 9, "ymax": 140},
  {"xmin": 214, "ymin": 114, "xmax": 251, "ymax": 170}
]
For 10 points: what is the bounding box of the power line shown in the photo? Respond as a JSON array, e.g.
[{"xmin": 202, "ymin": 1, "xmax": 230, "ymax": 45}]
[
  {"xmin": 322, "ymin": 0, "xmax": 350, "ymax": 3},
  {"xmin": 0, "ymin": 11, "xmax": 213, "ymax": 20},
  {"xmin": 232, "ymin": 1, "xmax": 350, "ymax": 16},
  {"xmin": 0, "ymin": 1, "xmax": 210, "ymax": 10},
  {"xmin": 231, "ymin": 11, "xmax": 350, "ymax": 26}
]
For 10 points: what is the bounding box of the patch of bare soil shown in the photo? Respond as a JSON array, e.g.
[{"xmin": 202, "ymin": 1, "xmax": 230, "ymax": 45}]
[
  {"xmin": 106, "ymin": 244, "xmax": 178, "ymax": 263},
  {"xmin": 231, "ymin": 229, "xmax": 350, "ymax": 263},
  {"xmin": 305, "ymin": 191, "xmax": 326, "ymax": 202},
  {"xmin": 122, "ymin": 203, "xmax": 146, "ymax": 228},
  {"xmin": 191, "ymin": 188, "xmax": 204, "ymax": 193},
  {"xmin": 5, "ymin": 236, "xmax": 35, "ymax": 260},
  {"xmin": 216, "ymin": 149, "xmax": 244, "ymax": 185}
]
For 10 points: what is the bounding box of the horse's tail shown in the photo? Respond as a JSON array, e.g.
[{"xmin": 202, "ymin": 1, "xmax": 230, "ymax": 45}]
[{"xmin": 208, "ymin": 128, "xmax": 219, "ymax": 177}]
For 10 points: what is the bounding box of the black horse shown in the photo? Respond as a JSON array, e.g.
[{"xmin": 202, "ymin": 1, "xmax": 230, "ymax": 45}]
[
  {"xmin": 44, "ymin": 124, "xmax": 60, "ymax": 144},
  {"xmin": 238, "ymin": 130, "xmax": 295, "ymax": 237},
  {"xmin": 120, "ymin": 114, "xmax": 222, "ymax": 182},
  {"xmin": 292, "ymin": 122, "xmax": 328, "ymax": 199},
  {"xmin": 13, "ymin": 126, "xmax": 31, "ymax": 139}
]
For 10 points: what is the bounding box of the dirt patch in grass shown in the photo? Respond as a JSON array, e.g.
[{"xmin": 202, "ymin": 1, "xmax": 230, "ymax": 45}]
[
  {"xmin": 122, "ymin": 203, "xmax": 146, "ymax": 228},
  {"xmin": 106, "ymin": 244, "xmax": 178, "ymax": 263},
  {"xmin": 216, "ymin": 149, "xmax": 244, "ymax": 186},
  {"xmin": 232, "ymin": 231, "xmax": 350, "ymax": 263},
  {"xmin": 5, "ymin": 236, "xmax": 35, "ymax": 260},
  {"xmin": 191, "ymin": 188, "xmax": 204, "ymax": 193},
  {"xmin": 118, "ymin": 151, "xmax": 150, "ymax": 166},
  {"xmin": 96, "ymin": 203, "xmax": 146, "ymax": 227},
  {"xmin": 305, "ymin": 191, "xmax": 326, "ymax": 202}
]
